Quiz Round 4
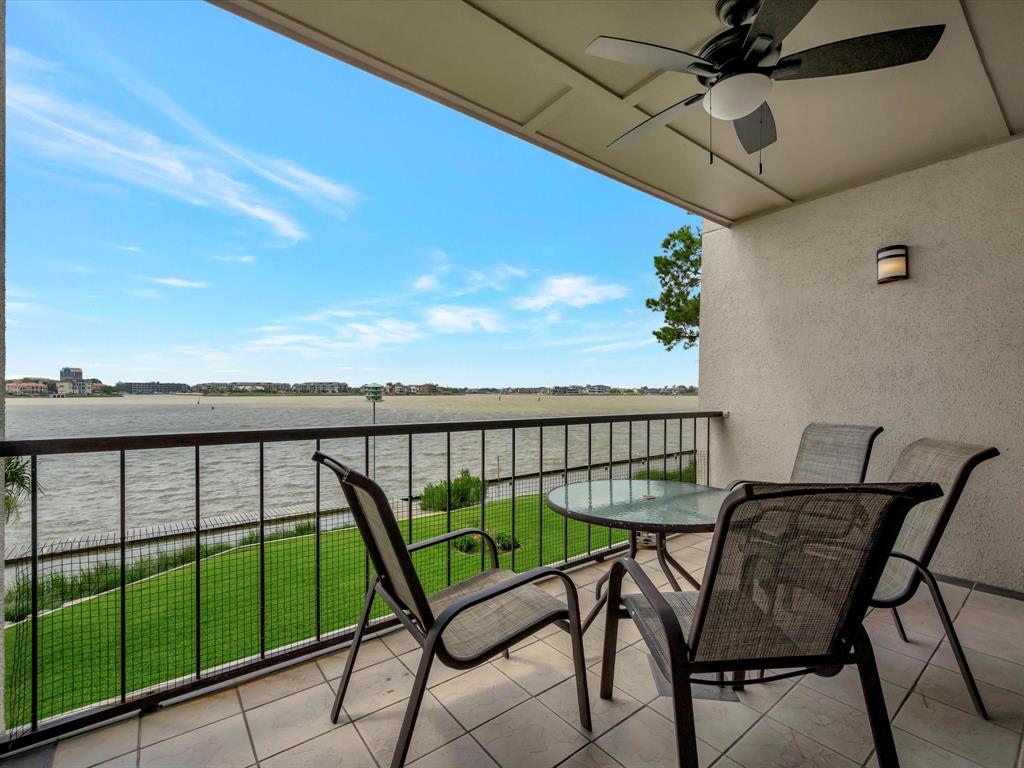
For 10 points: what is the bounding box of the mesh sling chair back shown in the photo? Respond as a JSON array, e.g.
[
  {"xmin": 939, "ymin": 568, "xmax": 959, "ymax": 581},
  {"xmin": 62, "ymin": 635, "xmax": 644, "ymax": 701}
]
[
  {"xmin": 601, "ymin": 482, "xmax": 942, "ymax": 768},
  {"xmin": 313, "ymin": 452, "xmax": 591, "ymax": 768},
  {"xmin": 871, "ymin": 438, "xmax": 999, "ymax": 719}
]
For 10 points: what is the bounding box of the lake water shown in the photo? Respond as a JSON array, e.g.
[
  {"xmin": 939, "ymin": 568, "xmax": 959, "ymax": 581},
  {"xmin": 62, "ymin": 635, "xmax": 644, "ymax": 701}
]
[{"xmin": 4, "ymin": 394, "xmax": 701, "ymax": 549}]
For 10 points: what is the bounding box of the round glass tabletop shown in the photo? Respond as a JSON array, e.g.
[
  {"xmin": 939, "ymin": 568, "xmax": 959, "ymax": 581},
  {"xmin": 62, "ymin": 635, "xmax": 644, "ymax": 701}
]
[{"xmin": 546, "ymin": 479, "xmax": 729, "ymax": 533}]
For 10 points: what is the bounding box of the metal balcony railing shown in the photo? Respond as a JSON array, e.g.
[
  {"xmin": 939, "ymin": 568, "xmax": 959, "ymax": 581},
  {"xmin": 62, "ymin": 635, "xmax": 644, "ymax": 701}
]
[{"xmin": 0, "ymin": 410, "xmax": 722, "ymax": 752}]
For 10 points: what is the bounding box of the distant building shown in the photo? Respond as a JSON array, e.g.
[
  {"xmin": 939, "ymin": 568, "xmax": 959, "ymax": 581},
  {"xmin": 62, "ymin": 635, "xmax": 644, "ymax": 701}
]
[
  {"xmin": 584, "ymin": 384, "xmax": 611, "ymax": 395},
  {"xmin": 60, "ymin": 367, "xmax": 83, "ymax": 381},
  {"xmin": 6, "ymin": 380, "xmax": 49, "ymax": 396},
  {"xmin": 418, "ymin": 383, "xmax": 439, "ymax": 395},
  {"xmin": 57, "ymin": 379, "xmax": 92, "ymax": 396},
  {"xmin": 122, "ymin": 382, "xmax": 191, "ymax": 395},
  {"xmin": 293, "ymin": 382, "xmax": 347, "ymax": 393}
]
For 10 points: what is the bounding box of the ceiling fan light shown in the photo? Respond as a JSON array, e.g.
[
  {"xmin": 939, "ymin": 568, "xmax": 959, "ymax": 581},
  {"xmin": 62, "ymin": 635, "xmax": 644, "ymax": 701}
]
[{"xmin": 702, "ymin": 73, "xmax": 773, "ymax": 120}]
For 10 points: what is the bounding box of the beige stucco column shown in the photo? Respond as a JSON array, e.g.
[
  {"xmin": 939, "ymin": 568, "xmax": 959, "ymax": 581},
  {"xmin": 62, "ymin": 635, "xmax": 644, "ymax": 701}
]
[{"xmin": 2, "ymin": 0, "xmax": 8, "ymax": 736}]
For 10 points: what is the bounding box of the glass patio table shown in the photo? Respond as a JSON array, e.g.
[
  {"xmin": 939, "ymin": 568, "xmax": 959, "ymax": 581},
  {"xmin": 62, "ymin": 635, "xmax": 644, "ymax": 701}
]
[{"xmin": 547, "ymin": 479, "xmax": 732, "ymax": 631}]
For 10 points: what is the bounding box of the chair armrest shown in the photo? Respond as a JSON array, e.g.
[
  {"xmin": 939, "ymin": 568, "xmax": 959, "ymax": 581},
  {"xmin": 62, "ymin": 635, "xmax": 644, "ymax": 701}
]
[
  {"xmin": 615, "ymin": 557, "xmax": 691, "ymax": 657},
  {"xmin": 408, "ymin": 528, "xmax": 499, "ymax": 568},
  {"xmin": 728, "ymin": 479, "xmax": 767, "ymax": 490},
  {"xmin": 430, "ymin": 566, "xmax": 577, "ymax": 635}
]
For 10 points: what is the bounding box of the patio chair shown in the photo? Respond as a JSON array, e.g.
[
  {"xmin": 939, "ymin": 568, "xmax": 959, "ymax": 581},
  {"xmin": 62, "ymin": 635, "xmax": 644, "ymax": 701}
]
[
  {"xmin": 732, "ymin": 422, "xmax": 884, "ymax": 487},
  {"xmin": 601, "ymin": 482, "xmax": 942, "ymax": 768},
  {"xmin": 871, "ymin": 438, "xmax": 999, "ymax": 719},
  {"xmin": 314, "ymin": 452, "xmax": 591, "ymax": 768}
]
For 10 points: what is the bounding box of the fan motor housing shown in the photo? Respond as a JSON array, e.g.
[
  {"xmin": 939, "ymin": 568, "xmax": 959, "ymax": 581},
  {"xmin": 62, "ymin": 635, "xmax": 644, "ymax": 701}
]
[
  {"xmin": 697, "ymin": 24, "xmax": 781, "ymax": 85},
  {"xmin": 715, "ymin": 0, "xmax": 760, "ymax": 27}
]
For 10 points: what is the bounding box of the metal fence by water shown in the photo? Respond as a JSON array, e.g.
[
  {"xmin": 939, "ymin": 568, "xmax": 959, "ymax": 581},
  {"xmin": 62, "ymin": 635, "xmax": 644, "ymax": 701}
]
[{"xmin": 0, "ymin": 410, "xmax": 721, "ymax": 752}]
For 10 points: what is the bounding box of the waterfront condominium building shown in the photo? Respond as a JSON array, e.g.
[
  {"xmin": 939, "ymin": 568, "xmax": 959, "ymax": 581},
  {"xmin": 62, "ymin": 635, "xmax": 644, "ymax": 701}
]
[
  {"xmin": 60, "ymin": 367, "xmax": 84, "ymax": 381},
  {"xmin": 122, "ymin": 382, "xmax": 191, "ymax": 395}
]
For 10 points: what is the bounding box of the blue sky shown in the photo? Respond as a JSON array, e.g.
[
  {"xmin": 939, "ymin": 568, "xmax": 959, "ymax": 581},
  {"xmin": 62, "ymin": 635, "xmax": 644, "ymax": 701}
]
[{"xmin": 6, "ymin": 0, "xmax": 701, "ymax": 387}]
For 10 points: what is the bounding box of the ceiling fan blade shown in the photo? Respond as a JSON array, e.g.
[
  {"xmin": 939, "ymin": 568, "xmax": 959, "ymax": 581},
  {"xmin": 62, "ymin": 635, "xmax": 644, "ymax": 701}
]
[
  {"xmin": 608, "ymin": 93, "xmax": 704, "ymax": 149},
  {"xmin": 734, "ymin": 103, "xmax": 777, "ymax": 154},
  {"xmin": 744, "ymin": 0, "xmax": 818, "ymax": 49},
  {"xmin": 772, "ymin": 25, "xmax": 945, "ymax": 80},
  {"xmin": 586, "ymin": 36, "xmax": 716, "ymax": 76}
]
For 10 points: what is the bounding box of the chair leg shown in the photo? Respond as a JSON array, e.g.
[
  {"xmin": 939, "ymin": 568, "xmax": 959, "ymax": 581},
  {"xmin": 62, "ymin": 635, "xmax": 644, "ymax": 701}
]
[
  {"xmin": 891, "ymin": 607, "xmax": 909, "ymax": 643},
  {"xmin": 600, "ymin": 564, "xmax": 624, "ymax": 699},
  {"xmin": 331, "ymin": 578, "xmax": 376, "ymax": 724},
  {"xmin": 565, "ymin": 586, "xmax": 593, "ymax": 730},
  {"xmin": 669, "ymin": 662, "xmax": 700, "ymax": 767},
  {"xmin": 391, "ymin": 639, "xmax": 436, "ymax": 768},
  {"xmin": 853, "ymin": 628, "xmax": 899, "ymax": 768},
  {"xmin": 920, "ymin": 567, "xmax": 989, "ymax": 719}
]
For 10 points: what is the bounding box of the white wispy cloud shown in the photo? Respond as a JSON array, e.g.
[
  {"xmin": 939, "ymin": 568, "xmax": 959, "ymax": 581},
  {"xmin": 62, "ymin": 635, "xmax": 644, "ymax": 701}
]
[
  {"xmin": 425, "ymin": 306, "xmax": 504, "ymax": 333},
  {"xmin": 453, "ymin": 264, "xmax": 528, "ymax": 296},
  {"xmin": 413, "ymin": 273, "xmax": 441, "ymax": 292},
  {"xmin": 114, "ymin": 244, "xmax": 142, "ymax": 253},
  {"xmin": 247, "ymin": 318, "xmax": 422, "ymax": 357},
  {"xmin": 6, "ymin": 48, "xmax": 359, "ymax": 242},
  {"xmin": 58, "ymin": 261, "xmax": 92, "ymax": 274},
  {"xmin": 298, "ymin": 307, "xmax": 367, "ymax": 322},
  {"xmin": 514, "ymin": 275, "xmax": 627, "ymax": 310},
  {"xmin": 580, "ymin": 337, "xmax": 656, "ymax": 354},
  {"xmin": 213, "ymin": 254, "xmax": 255, "ymax": 264},
  {"xmin": 146, "ymin": 276, "xmax": 209, "ymax": 289}
]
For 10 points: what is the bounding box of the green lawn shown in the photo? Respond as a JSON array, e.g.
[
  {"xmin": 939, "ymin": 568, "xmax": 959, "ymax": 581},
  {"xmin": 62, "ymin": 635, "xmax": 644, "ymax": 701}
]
[{"xmin": 5, "ymin": 495, "xmax": 627, "ymax": 728}]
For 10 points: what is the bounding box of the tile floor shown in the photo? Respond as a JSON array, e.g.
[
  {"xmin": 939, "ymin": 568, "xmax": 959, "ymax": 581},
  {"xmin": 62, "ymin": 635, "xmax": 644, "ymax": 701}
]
[{"xmin": 7, "ymin": 534, "xmax": 1024, "ymax": 768}]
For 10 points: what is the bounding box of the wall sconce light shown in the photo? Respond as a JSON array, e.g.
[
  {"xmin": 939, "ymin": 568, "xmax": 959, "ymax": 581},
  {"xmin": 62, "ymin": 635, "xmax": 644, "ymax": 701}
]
[{"xmin": 877, "ymin": 245, "xmax": 909, "ymax": 284}]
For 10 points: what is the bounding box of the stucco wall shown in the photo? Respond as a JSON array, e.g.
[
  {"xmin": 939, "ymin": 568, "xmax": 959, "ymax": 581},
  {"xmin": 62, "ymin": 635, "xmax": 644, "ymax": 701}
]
[{"xmin": 700, "ymin": 136, "xmax": 1024, "ymax": 591}]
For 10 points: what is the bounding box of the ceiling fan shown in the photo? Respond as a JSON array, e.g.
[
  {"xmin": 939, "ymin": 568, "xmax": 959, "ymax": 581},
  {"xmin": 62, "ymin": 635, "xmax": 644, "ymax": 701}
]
[{"xmin": 586, "ymin": 0, "xmax": 945, "ymax": 156}]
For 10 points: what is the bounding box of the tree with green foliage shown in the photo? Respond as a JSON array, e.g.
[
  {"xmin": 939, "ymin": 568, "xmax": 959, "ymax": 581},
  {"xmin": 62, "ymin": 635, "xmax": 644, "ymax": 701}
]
[{"xmin": 646, "ymin": 224, "xmax": 701, "ymax": 350}]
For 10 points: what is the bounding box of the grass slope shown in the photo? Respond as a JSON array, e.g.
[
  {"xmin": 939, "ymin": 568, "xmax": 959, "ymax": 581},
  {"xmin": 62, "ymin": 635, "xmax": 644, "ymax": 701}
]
[{"xmin": 5, "ymin": 495, "xmax": 627, "ymax": 727}]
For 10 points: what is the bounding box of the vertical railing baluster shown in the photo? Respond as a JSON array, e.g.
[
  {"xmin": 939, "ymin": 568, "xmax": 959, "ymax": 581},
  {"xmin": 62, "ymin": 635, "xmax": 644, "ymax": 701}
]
[
  {"xmin": 364, "ymin": 437, "xmax": 370, "ymax": 598},
  {"xmin": 628, "ymin": 420, "xmax": 633, "ymax": 478},
  {"xmin": 259, "ymin": 443, "xmax": 266, "ymax": 659},
  {"xmin": 315, "ymin": 438, "xmax": 322, "ymax": 641},
  {"xmin": 706, "ymin": 417, "xmax": 711, "ymax": 485},
  {"xmin": 607, "ymin": 422, "xmax": 613, "ymax": 549},
  {"xmin": 446, "ymin": 432, "xmax": 452, "ymax": 586},
  {"xmin": 195, "ymin": 446, "xmax": 201, "ymax": 680},
  {"xmin": 586, "ymin": 423, "xmax": 592, "ymax": 554},
  {"xmin": 30, "ymin": 455, "xmax": 39, "ymax": 731},
  {"xmin": 563, "ymin": 425, "xmax": 569, "ymax": 563},
  {"xmin": 480, "ymin": 430, "xmax": 487, "ymax": 571},
  {"xmin": 119, "ymin": 451, "xmax": 127, "ymax": 703},
  {"xmin": 679, "ymin": 418, "xmax": 684, "ymax": 477},
  {"xmin": 511, "ymin": 428, "xmax": 517, "ymax": 572},
  {"xmin": 692, "ymin": 419, "xmax": 697, "ymax": 480},
  {"xmin": 407, "ymin": 434, "xmax": 413, "ymax": 541},
  {"xmin": 537, "ymin": 426, "xmax": 544, "ymax": 567},
  {"xmin": 646, "ymin": 420, "xmax": 651, "ymax": 474},
  {"xmin": 663, "ymin": 419, "xmax": 668, "ymax": 476}
]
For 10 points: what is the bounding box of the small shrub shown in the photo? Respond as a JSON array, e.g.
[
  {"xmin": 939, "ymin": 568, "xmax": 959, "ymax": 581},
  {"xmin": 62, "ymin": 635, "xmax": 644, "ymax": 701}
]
[
  {"xmin": 452, "ymin": 535, "xmax": 479, "ymax": 555},
  {"xmin": 419, "ymin": 469, "xmax": 486, "ymax": 512},
  {"xmin": 632, "ymin": 465, "xmax": 696, "ymax": 483},
  {"xmin": 492, "ymin": 532, "xmax": 520, "ymax": 553}
]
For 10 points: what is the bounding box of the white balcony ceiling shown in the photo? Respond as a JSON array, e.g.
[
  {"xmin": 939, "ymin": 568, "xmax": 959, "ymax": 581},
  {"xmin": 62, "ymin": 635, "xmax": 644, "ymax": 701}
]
[{"xmin": 215, "ymin": 0, "xmax": 1022, "ymax": 225}]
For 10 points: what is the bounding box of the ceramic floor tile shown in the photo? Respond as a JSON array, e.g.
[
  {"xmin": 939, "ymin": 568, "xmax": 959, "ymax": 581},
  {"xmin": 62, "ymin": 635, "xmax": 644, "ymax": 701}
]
[
  {"xmin": 544, "ymin": 624, "xmax": 616, "ymax": 669},
  {"xmin": 955, "ymin": 591, "xmax": 1024, "ymax": 666},
  {"xmin": 407, "ymin": 735, "xmax": 499, "ymax": 768},
  {"xmin": 246, "ymin": 682, "xmax": 343, "ymax": 760},
  {"xmin": 800, "ymin": 666, "xmax": 908, "ymax": 715},
  {"xmin": 539, "ymin": 671, "xmax": 642, "ymax": 737},
  {"xmin": 141, "ymin": 688, "xmax": 241, "ymax": 746},
  {"xmin": 556, "ymin": 743, "xmax": 624, "ymax": 768},
  {"xmin": 53, "ymin": 718, "xmax": 139, "ymax": 768},
  {"xmin": 598, "ymin": 707, "xmax": 718, "ymax": 768},
  {"xmin": 259, "ymin": 723, "xmax": 376, "ymax": 768},
  {"xmin": 894, "ymin": 693, "xmax": 1020, "ymax": 768},
  {"xmin": 589, "ymin": 644, "xmax": 661, "ymax": 704},
  {"xmin": 725, "ymin": 717, "xmax": 859, "ymax": 768},
  {"xmin": 932, "ymin": 641, "xmax": 1024, "ymax": 697},
  {"xmin": 870, "ymin": 582, "xmax": 971, "ymax": 639},
  {"xmin": 864, "ymin": 617, "xmax": 941, "ymax": 662},
  {"xmin": 916, "ymin": 664, "xmax": 1024, "ymax": 732},
  {"xmin": 397, "ymin": 647, "xmax": 470, "ymax": 688},
  {"xmin": 354, "ymin": 691, "xmax": 464, "ymax": 766},
  {"xmin": 431, "ymin": 664, "xmax": 529, "ymax": 730},
  {"xmin": 139, "ymin": 714, "xmax": 253, "ymax": 768},
  {"xmin": 872, "ymin": 645, "xmax": 928, "ymax": 690},
  {"xmin": 238, "ymin": 662, "xmax": 325, "ymax": 710},
  {"xmin": 317, "ymin": 638, "xmax": 394, "ymax": 681},
  {"xmin": 338, "ymin": 657, "xmax": 416, "ymax": 721},
  {"xmin": 472, "ymin": 699, "xmax": 590, "ymax": 768},
  {"xmin": 382, "ymin": 627, "xmax": 422, "ymax": 656},
  {"xmin": 862, "ymin": 727, "xmax": 987, "ymax": 768},
  {"xmin": 494, "ymin": 639, "xmax": 577, "ymax": 695},
  {"xmin": 649, "ymin": 695, "xmax": 760, "ymax": 753},
  {"xmin": 733, "ymin": 671, "xmax": 799, "ymax": 714},
  {"xmin": 5, "ymin": 744, "xmax": 56, "ymax": 768},
  {"xmin": 91, "ymin": 754, "xmax": 136, "ymax": 768},
  {"xmin": 768, "ymin": 685, "xmax": 874, "ymax": 763}
]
